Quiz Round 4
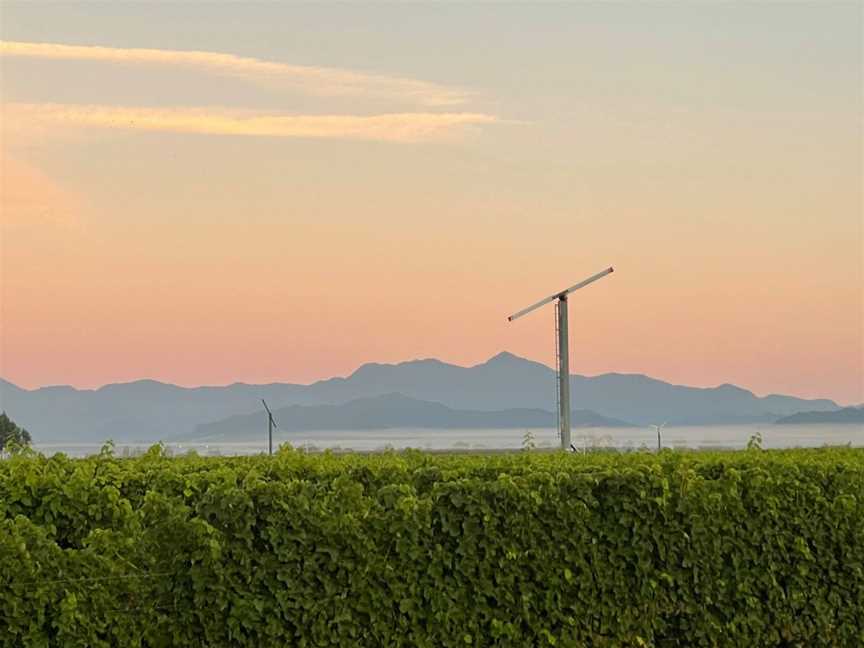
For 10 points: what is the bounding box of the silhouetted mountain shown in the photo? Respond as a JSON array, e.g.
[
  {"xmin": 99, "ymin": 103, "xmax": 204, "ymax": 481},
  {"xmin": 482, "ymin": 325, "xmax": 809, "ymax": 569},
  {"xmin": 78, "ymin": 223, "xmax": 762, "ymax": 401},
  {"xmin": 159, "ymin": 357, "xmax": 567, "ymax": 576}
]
[
  {"xmin": 0, "ymin": 377, "xmax": 309, "ymax": 442},
  {"xmin": 191, "ymin": 393, "xmax": 633, "ymax": 440},
  {"xmin": 775, "ymin": 407, "xmax": 864, "ymax": 425},
  {"xmin": 0, "ymin": 353, "xmax": 840, "ymax": 442}
]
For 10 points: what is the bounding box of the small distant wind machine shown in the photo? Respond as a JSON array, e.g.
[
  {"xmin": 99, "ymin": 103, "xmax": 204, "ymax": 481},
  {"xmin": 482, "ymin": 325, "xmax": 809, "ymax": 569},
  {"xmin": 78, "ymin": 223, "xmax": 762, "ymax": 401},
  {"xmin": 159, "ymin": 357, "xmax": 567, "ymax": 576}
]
[
  {"xmin": 507, "ymin": 267, "xmax": 614, "ymax": 451},
  {"xmin": 262, "ymin": 399, "xmax": 278, "ymax": 456}
]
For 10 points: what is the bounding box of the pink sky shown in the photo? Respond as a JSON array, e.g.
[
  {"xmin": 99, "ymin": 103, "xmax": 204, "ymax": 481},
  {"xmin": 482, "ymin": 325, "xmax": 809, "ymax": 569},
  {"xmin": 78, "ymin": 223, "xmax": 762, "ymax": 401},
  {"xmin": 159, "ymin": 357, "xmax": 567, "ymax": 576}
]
[{"xmin": 1, "ymin": 5, "xmax": 861, "ymax": 404}]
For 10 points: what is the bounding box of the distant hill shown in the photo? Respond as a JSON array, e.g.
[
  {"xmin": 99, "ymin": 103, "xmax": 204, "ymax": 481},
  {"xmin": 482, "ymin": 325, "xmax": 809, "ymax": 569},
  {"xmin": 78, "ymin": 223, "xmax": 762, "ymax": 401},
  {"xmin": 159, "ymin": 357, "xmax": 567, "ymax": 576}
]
[
  {"xmin": 0, "ymin": 352, "xmax": 840, "ymax": 442},
  {"xmin": 0, "ymin": 377, "xmax": 312, "ymax": 442},
  {"xmin": 775, "ymin": 407, "xmax": 864, "ymax": 425},
  {"xmin": 191, "ymin": 393, "xmax": 633, "ymax": 440}
]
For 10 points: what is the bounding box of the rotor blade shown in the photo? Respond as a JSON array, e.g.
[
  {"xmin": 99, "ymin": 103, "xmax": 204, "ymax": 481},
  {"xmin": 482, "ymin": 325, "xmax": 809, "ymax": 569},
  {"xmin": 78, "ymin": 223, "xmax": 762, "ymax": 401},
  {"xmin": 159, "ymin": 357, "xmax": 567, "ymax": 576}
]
[
  {"xmin": 561, "ymin": 266, "xmax": 614, "ymax": 296},
  {"xmin": 507, "ymin": 292, "xmax": 559, "ymax": 321},
  {"xmin": 261, "ymin": 399, "xmax": 273, "ymax": 416},
  {"xmin": 507, "ymin": 266, "xmax": 614, "ymax": 322}
]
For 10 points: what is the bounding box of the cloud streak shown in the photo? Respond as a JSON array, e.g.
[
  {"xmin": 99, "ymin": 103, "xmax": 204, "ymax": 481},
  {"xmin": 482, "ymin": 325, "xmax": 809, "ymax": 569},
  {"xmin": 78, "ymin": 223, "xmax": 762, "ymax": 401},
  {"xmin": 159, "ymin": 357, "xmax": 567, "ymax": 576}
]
[
  {"xmin": 5, "ymin": 103, "xmax": 498, "ymax": 143},
  {"xmin": 0, "ymin": 40, "xmax": 469, "ymax": 107}
]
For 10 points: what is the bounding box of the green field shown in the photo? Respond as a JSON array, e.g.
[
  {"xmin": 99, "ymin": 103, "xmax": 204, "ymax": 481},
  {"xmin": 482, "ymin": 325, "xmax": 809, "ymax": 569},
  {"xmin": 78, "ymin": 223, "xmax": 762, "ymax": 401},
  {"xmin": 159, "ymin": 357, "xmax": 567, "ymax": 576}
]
[{"xmin": 1, "ymin": 446, "xmax": 862, "ymax": 647}]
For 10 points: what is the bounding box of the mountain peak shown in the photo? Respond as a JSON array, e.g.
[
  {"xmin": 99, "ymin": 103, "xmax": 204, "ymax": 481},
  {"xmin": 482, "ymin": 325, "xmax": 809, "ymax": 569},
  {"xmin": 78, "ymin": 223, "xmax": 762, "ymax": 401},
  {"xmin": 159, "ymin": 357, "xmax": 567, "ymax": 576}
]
[
  {"xmin": 483, "ymin": 351, "xmax": 532, "ymax": 366},
  {"xmin": 488, "ymin": 351, "xmax": 521, "ymax": 362},
  {"xmin": 479, "ymin": 352, "xmax": 552, "ymax": 373},
  {"xmin": 716, "ymin": 383, "xmax": 752, "ymax": 395}
]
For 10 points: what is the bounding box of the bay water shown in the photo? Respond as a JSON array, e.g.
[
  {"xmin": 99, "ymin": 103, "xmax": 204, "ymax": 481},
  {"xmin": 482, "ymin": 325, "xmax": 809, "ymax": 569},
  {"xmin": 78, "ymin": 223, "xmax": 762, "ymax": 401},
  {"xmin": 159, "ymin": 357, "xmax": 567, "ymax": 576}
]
[{"xmin": 33, "ymin": 422, "xmax": 862, "ymax": 457}]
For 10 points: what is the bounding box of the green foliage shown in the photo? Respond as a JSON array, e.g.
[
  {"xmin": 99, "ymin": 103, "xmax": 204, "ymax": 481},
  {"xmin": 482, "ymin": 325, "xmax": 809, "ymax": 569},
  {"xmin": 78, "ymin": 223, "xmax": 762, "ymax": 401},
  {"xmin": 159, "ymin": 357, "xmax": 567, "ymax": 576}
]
[
  {"xmin": 0, "ymin": 412, "xmax": 32, "ymax": 453},
  {"xmin": 1, "ymin": 447, "xmax": 862, "ymax": 646}
]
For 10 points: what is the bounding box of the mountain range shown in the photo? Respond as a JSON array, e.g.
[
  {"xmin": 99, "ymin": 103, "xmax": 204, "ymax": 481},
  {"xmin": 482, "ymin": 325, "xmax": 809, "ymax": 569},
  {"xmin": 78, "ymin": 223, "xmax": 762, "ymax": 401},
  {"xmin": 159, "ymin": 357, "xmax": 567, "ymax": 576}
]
[
  {"xmin": 0, "ymin": 352, "xmax": 840, "ymax": 442},
  {"xmin": 775, "ymin": 407, "xmax": 864, "ymax": 425},
  {"xmin": 192, "ymin": 393, "xmax": 632, "ymax": 441}
]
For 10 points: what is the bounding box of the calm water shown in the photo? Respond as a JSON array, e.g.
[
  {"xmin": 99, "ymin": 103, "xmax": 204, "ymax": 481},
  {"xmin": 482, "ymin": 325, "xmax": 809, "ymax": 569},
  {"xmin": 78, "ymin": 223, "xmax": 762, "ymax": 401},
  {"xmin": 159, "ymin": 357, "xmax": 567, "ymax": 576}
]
[{"xmin": 34, "ymin": 423, "xmax": 863, "ymax": 457}]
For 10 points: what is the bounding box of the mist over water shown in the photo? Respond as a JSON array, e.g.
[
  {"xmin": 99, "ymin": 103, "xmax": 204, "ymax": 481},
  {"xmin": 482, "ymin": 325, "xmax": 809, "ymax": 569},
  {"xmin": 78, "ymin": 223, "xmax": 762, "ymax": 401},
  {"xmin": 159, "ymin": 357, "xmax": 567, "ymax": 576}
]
[{"xmin": 32, "ymin": 423, "xmax": 863, "ymax": 457}]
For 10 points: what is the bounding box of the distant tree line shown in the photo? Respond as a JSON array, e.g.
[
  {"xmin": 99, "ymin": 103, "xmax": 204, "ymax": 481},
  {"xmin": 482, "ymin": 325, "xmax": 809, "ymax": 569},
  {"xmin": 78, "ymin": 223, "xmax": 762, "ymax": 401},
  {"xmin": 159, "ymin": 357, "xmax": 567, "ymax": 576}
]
[{"xmin": 0, "ymin": 412, "xmax": 31, "ymax": 452}]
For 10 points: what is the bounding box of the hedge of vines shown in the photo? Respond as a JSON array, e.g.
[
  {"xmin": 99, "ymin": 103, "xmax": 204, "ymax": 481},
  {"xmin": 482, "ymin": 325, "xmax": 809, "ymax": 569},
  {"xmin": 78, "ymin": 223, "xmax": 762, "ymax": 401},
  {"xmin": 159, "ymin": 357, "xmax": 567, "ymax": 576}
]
[{"xmin": 1, "ymin": 446, "xmax": 862, "ymax": 647}]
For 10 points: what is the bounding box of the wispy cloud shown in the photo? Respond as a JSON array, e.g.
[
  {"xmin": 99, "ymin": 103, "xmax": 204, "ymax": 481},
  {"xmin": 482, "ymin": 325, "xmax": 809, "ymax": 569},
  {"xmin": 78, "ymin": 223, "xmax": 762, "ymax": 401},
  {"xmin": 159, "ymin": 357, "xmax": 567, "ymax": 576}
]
[
  {"xmin": 0, "ymin": 41, "xmax": 469, "ymax": 107},
  {"xmin": 5, "ymin": 103, "xmax": 499, "ymax": 143}
]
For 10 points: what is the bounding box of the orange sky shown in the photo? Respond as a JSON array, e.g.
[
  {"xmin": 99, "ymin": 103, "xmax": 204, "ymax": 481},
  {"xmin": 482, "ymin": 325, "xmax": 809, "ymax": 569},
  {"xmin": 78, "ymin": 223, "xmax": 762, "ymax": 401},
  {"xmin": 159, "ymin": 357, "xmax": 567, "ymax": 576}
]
[{"xmin": 1, "ymin": 4, "xmax": 861, "ymax": 404}]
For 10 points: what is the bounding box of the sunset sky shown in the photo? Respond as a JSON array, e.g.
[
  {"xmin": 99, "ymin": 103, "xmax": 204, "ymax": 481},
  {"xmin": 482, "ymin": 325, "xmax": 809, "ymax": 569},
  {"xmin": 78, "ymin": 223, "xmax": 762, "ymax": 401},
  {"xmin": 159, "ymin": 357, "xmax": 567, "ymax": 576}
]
[{"xmin": 1, "ymin": 3, "xmax": 861, "ymax": 404}]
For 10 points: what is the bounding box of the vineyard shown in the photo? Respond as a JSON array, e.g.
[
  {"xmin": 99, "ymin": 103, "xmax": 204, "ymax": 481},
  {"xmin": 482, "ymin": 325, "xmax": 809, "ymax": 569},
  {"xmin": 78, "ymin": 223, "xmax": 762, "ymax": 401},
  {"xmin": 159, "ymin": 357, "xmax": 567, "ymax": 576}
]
[{"xmin": 1, "ymin": 446, "xmax": 862, "ymax": 647}]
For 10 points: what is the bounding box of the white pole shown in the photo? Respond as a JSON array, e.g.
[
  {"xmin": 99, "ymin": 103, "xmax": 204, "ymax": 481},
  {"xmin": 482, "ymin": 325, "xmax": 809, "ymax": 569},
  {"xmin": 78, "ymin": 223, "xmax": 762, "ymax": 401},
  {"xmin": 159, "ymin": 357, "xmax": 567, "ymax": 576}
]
[{"xmin": 557, "ymin": 295, "xmax": 571, "ymax": 450}]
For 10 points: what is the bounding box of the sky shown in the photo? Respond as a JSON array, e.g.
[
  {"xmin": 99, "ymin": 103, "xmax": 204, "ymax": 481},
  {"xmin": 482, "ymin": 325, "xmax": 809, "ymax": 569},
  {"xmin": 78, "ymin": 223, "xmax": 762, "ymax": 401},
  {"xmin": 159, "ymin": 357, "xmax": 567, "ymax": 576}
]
[{"xmin": 1, "ymin": 3, "xmax": 861, "ymax": 404}]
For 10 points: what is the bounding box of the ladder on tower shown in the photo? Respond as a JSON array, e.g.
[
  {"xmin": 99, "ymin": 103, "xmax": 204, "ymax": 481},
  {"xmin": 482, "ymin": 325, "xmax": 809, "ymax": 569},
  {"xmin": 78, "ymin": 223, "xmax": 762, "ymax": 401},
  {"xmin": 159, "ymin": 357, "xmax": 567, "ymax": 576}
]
[{"xmin": 554, "ymin": 300, "xmax": 561, "ymax": 443}]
